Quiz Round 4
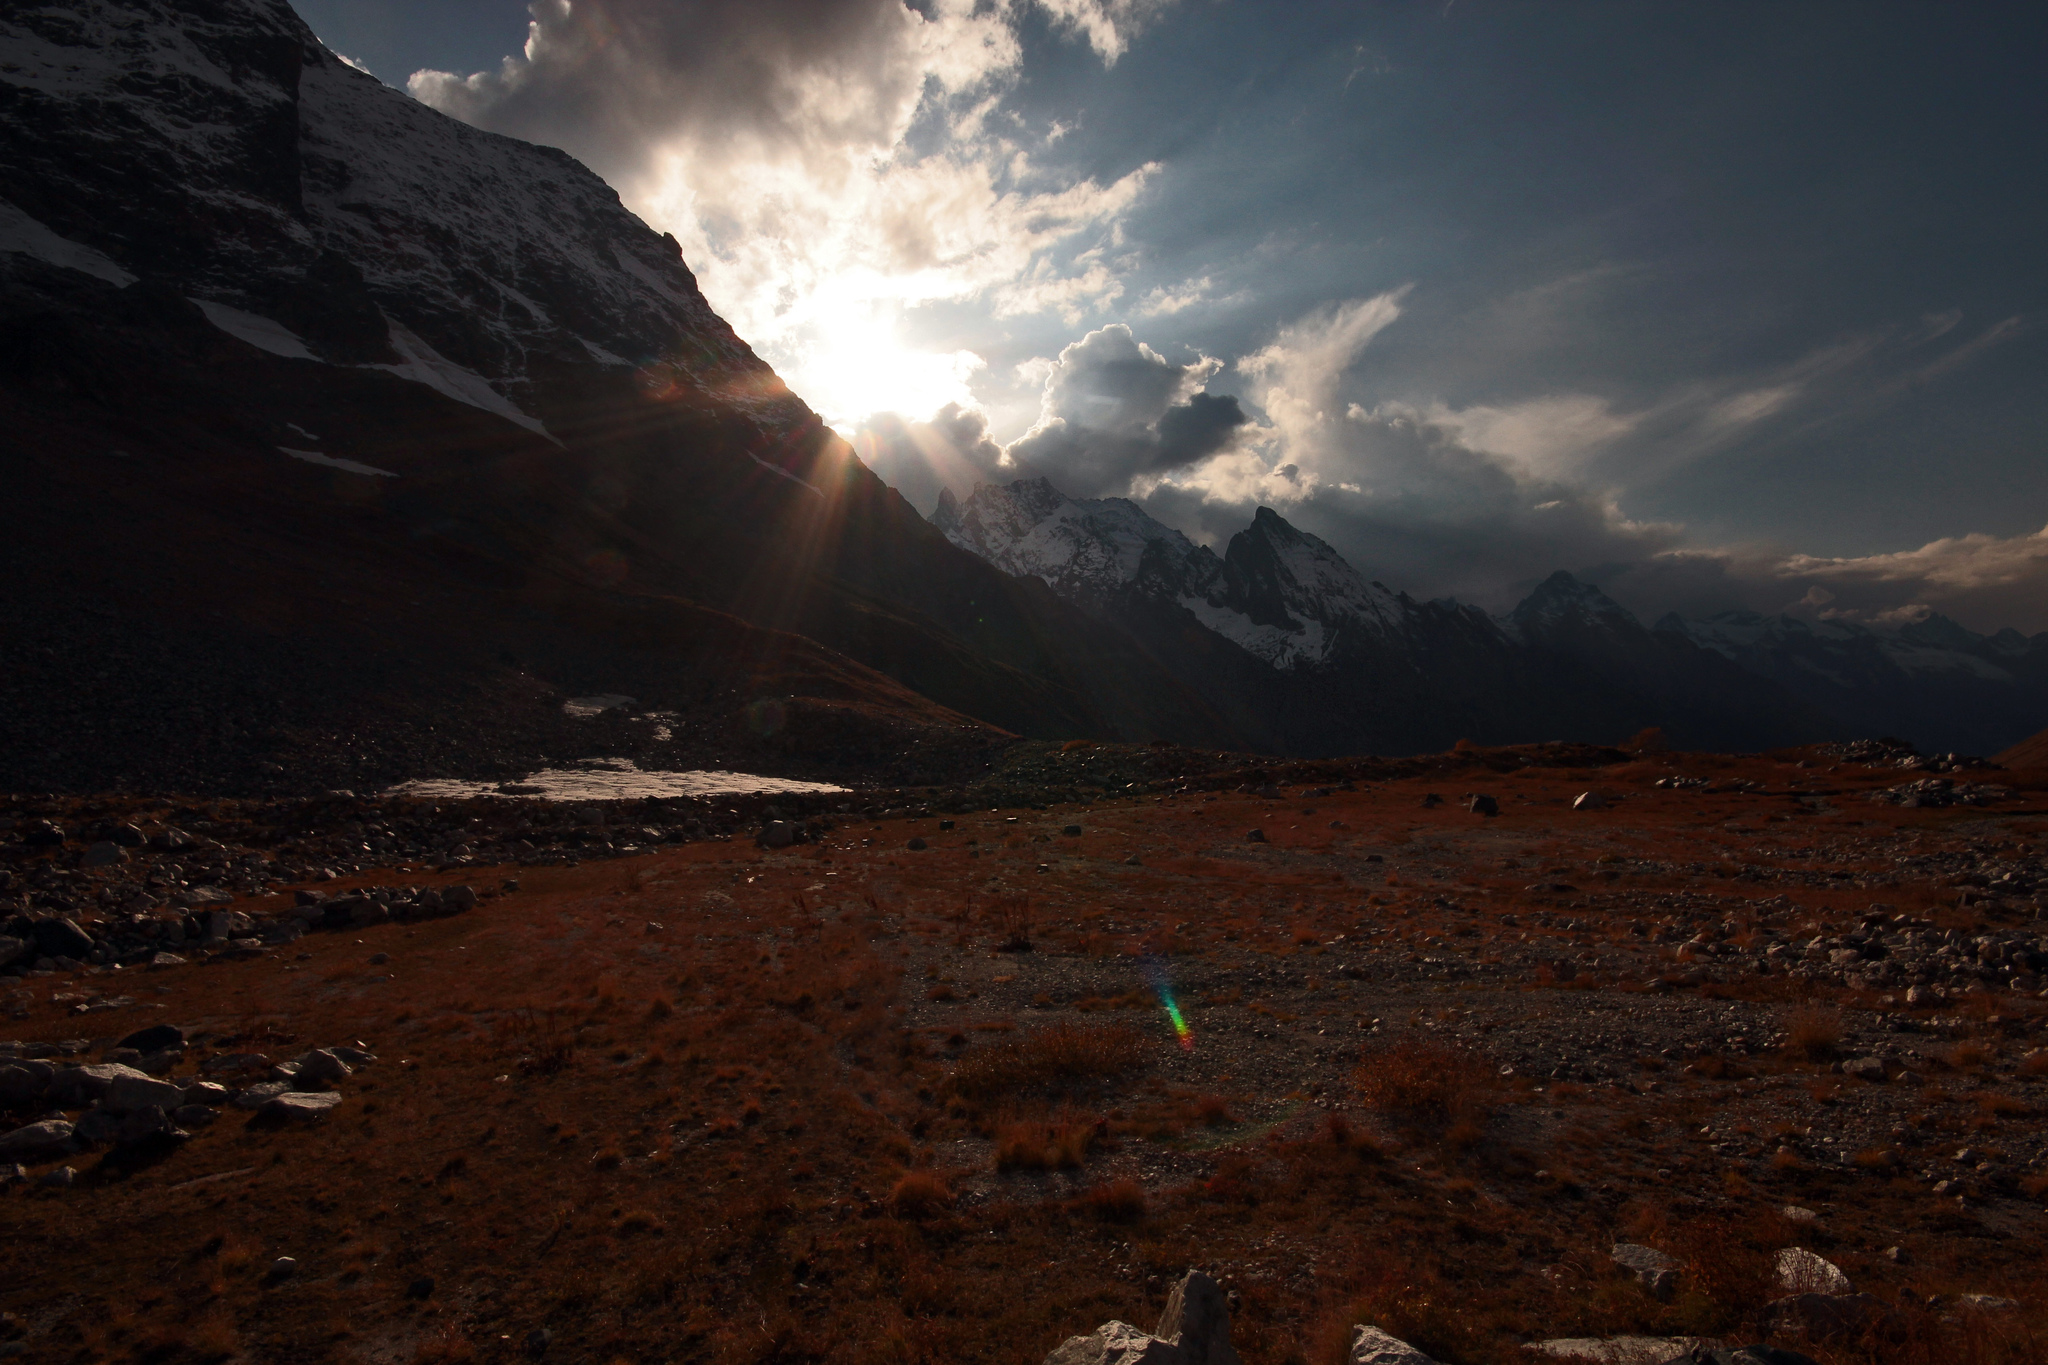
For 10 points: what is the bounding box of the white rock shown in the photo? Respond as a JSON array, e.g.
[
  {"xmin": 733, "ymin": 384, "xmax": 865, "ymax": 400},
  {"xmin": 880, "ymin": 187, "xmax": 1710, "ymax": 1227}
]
[
  {"xmin": 1350, "ymin": 1325, "xmax": 1440, "ymax": 1365},
  {"xmin": 259, "ymin": 1091, "xmax": 342, "ymax": 1121},
  {"xmin": 1523, "ymin": 1339, "xmax": 1709, "ymax": 1364},
  {"xmin": 1776, "ymin": 1247, "xmax": 1852, "ymax": 1295}
]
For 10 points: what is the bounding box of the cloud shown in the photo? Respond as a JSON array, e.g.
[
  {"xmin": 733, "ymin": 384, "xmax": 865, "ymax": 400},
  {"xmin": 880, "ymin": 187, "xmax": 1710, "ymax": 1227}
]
[
  {"xmin": 1000, "ymin": 323, "xmax": 1248, "ymax": 497},
  {"xmin": 852, "ymin": 402, "xmax": 1006, "ymax": 514},
  {"xmin": 411, "ymin": 0, "xmax": 1174, "ymax": 424},
  {"xmin": 1394, "ymin": 393, "xmax": 1639, "ymax": 481},
  {"xmin": 1134, "ymin": 274, "xmax": 1245, "ymax": 317},
  {"xmin": 1034, "ymin": 0, "xmax": 1178, "ymax": 63}
]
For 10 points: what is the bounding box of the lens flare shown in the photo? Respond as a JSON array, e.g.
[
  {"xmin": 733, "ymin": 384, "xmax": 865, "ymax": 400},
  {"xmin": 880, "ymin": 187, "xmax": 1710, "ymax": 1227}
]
[{"xmin": 1144, "ymin": 957, "xmax": 1194, "ymax": 1052}]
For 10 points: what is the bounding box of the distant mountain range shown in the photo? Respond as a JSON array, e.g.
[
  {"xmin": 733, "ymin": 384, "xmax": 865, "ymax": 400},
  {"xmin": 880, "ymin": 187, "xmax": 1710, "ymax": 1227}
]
[
  {"xmin": 1, "ymin": 0, "xmax": 2037, "ymax": 794},
  {"xmin": 935, "ymin": 478, "xmax": 2048, "ymax": 756}
]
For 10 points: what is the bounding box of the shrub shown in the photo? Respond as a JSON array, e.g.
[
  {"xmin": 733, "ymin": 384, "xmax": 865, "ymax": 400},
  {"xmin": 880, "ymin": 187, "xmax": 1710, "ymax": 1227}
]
[
  {"xmin": 1782, "ymin": 1006, "xmax": 1842, "ymax": 1062},
  {"xmin": 946, "ymin": 1022, "xmax": 1147, "ymax": 1099},
  {"xmin": 1353, "ymin": 1036, "xmax": 1494, "ymax": 1138},
  {"xmin": 1078, "ymin": 1178, "xmax": 1145, "ymax": 1222},
  {"xmin": 888, "ymin": 1170, "xmax": 952, "ymax": 1218},
  {"xmin": 994, "ymin": 1115, "xmax": 1095, "ymax": 1171}
]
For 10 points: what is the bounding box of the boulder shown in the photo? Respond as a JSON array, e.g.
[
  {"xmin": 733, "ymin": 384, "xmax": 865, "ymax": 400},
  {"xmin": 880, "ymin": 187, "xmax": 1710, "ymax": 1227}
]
[
  {"xmin": 1839, "ymin": 1056, "xmax": 1886, "ymax": 1082},
  {"xmin": 1044, "ymin": 1322, "xmax": 1180, "ymax": 1365},
  {"xmin": 758, "ymin": 821, "xmax": 795, "ymax": 849},
  {"xmin": 1042, "ymin": 1271, "xmax": 1241, "ymax": 1365},
  {"xmin": 1467, "ymin": 794, "xmax": 1499, "ymax": 817},
  {"xmin": 258, "ymin": 1091, "xmax": 342, "ymax": 1121},
  {"xmin": 0, "ymin": 1119, "xmax": 76, "ymax": 1162},
  {"xmin": 149, "ymin": 952, "xmax": 187, "ymax": 969},
  {"xmin": 1572, "ymin": 792, "xmax": 1609, "ymax": 811},
  {"xmin": 101, "ymin": 1074, "xmax": 186, "ymax": 1114},
  {"xmin": 0, "ymin": 1064, "xmax": 49, "ymax": 1106},
  {"xmin": 31, "ymin": 917, "xmax": 94, "ymax": 961},
  {"xmin": 113, "ymin": 1105, "xmax": 180, "ymax": 1144},
  {"xmin": 1775, "ymin": 1248, "xmax": 1851, "ymax": 1295},
  {"xmin": 118, "ymin": 1023, "xmax": 185, "ymax": 1053},
  {"xmin": 291, "ymin": 1049, "xmax": 352, "ymax": 1089},
  {"xmin": 1524, "ymin": 1339, "xmax": 1702, "ymax": 1364},
  {"xmin": 1156, "ymin": 1271, "xmax": 1239, "ymax": 1365},
  {"xmin": 182, "ymin": 1081, "xmax": 230, "ymax": 1106},
  {"xmin": 231, "ymin": 1081, "xmax": 292, "ymax": 1109},
  {"xmin": 48, "ymin": 1062, "xmax": 149, "ymax": 1108},
  {"xmin": 443, "ymin": 885, "xmax": 478, "ymax": 912},
  {"xmin": 1611, "ymin": 1243, "xmax": 1680, "ymax": 1299},
  {"xmin": 1350, "ymin": 1326, "xmax": 1440, "ymax": 1365}
]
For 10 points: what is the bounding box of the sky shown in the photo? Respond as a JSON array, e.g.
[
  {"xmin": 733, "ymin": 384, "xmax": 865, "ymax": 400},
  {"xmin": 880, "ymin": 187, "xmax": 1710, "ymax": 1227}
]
[{"xmin": 292, "ymin": 0, "xmax": 2048, "ymax": 633}]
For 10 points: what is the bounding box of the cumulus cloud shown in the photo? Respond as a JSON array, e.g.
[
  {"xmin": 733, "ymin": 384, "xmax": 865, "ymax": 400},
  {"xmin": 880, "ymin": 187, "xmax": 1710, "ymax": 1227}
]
[
  {"xmin": 1124, "ymin": 289, "xmax": 1687, "ymax": 604},
  {"xmin": 411, "ymin": 0, "xmax": 1172, "ymax": 425},
  {"xmin": 1001, "ymin": 324, "xmax": 1248, "ymax": 497}
]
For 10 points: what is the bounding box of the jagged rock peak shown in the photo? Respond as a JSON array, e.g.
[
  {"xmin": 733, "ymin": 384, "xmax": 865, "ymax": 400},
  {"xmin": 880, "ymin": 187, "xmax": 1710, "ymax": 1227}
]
[
  {"xmin": 930, "ymin": 477, "xmax": 1215, "ymax": 602},
  {"xmin": 1509, "ymin": 571, "xmax": 1642, "ymax": 635}
]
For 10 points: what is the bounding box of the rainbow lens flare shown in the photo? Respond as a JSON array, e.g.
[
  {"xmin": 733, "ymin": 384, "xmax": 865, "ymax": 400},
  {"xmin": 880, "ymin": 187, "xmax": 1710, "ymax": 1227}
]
[{"xmin": 1145, "ymin": 957, "xmax": 1194, "ymax": 1052}]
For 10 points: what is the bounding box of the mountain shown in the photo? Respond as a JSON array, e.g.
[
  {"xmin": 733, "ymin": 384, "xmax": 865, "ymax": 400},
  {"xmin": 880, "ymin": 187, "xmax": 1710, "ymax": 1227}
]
[
  {"xmin": 1657, "ymin": 609, "xmax": 2048, "ymax": 755},
  {"xmin": 0, "ymin": 0, "xmax": 1246, "ymax": 795},
  {"xmin": 935, "ymin": 479, "xmax": 1833, "ymax": 753}
]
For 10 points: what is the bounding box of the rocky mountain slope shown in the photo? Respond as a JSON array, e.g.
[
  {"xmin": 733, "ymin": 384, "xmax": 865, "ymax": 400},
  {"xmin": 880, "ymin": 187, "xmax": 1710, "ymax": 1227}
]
[
  {"xmin": 936, "ymin": 478, "xmax": 1836, "ymax": 754},
  {"xmin": 0, "ymin": 0, "xmax": 1244, "ymax": 795}
]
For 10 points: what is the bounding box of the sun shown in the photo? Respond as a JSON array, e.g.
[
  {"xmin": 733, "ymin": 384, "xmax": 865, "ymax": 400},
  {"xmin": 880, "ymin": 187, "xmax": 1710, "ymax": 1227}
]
[{"xmin": 776, "ymin": 293, "xmax": 985, "ymax": 433}]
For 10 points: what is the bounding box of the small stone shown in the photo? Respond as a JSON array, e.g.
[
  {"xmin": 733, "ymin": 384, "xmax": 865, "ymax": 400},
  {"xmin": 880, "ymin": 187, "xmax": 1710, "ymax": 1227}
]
[
  {"xmin": 1245, "ymin": 829, "xmax": 1266, "ymax": 843},
  {"xmin": 1572, "ymin": 792, "xmax": 1608, "ymax": 811},
  {"xmin": 443, "ymin": 885, "xmax": 478, "ymax": 912},
  {"xmin": 1840, "ymin": 1055, "xmax": 1886, "ymax": 1081},
  {"xmin": 1780, "ymin": 1205, "xmax": 1819, "ymax": 1224},
  {"xmin": 525, "ymin": 1327, "xmax": 553, "ymax": 1357},
  {"xmin": 1467, "ymin": 794, "xmax": 1499, "ymax": 817},
  {"xmin": 368, "ymin": 951, "xmax": 390, "ymax": 966},
  {"xmin": 149, "ymin": 952, "xmax": 187, "ymax": 969},
  {"xmin": 1062, "ymin": 825, "xmax": 1083, "ymax": 837},
  {"xmin": 906, "ymin": 837, "xmax": 928, "ymax": 851},
  {"xmin": 757, "ymin": 821, "xmax": 795, "ymax": 850},
  {"xmin": 272, "ymin": 1256, "xmax": 299, "ymax": 1276},
  {"xmin": 1883, "ymin": 1246, "xmax": 1910, "ymax": 1264},
  {"xmin": 37, "ymin": 1164, "xmax": 75, "ymax": 1189}
]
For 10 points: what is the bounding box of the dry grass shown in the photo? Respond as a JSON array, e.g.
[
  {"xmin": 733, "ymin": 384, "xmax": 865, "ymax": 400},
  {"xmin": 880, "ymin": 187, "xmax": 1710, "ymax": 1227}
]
[
  {"xmin": 1782, "ymin": 1004, "xmax": 1843, "ymax": 1061},
  {"xmin": 1352, "ymin": 1035, "xmax": 1495, "ymax": 1138},
  {"xmin": 888, "ymin": 1170, "xmax": 953, "ymax": 1218},
  {"xmin": 993, "ymin": 1114, "xmax": 1096, "ymax": 1171},
  {"xmin": 945, "ymin": 1021, "xmax": 1148, "ymax": 1100}
]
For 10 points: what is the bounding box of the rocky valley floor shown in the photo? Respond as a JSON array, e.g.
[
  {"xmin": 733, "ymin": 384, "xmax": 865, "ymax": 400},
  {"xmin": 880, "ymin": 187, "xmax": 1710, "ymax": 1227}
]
[{"xmin": 3, "ymin": 743, "xmax": 2047, "ymax": 1365}]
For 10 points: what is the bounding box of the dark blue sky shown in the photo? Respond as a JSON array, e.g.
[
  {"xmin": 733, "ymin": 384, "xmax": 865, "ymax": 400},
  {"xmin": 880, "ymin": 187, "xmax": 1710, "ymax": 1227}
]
[{"xmin": 292, "ymin": 1, "xmax": 2048, "ymax": 628}]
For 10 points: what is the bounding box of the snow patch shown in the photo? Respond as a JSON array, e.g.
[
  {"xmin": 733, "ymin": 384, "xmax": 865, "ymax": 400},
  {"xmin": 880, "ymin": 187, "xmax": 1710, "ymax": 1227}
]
[
  {"xmin": 194, "ymin": 299, "xmax": 316, "ymax": 359},
  {"xmin": 0, "ymin": 199, "xmax": 134, "ymax": 286},
  {"xmin": 1179, "ymin": 595, "xmax": 1330, "ymax": 669},
  {"xmin": 370, "ymin": 319, "xmax": 557, "ymax": 441},
  {"xmin": 391, "ymin": 757, "xmax": 846, "ymax": 802},
  {"xmin": 279, "ymin": 447, "xmax": 396, "ymax": 477},
  {"xmin": 562, "ymin": 694, "xmax": 635, "ymax": 718}
]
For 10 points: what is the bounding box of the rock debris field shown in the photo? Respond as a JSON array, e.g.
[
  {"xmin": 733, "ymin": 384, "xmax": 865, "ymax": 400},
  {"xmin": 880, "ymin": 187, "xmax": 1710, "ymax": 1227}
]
[{"xmin": 1, "ymin": 738, "xmax": 2045, "ymax": 1364}]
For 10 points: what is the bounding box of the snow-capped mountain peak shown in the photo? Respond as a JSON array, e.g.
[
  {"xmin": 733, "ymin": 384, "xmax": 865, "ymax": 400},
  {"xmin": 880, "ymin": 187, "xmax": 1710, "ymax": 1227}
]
[{"xmin": 932, "ymin": 477, "xmax": 1218, "ymax": 603}]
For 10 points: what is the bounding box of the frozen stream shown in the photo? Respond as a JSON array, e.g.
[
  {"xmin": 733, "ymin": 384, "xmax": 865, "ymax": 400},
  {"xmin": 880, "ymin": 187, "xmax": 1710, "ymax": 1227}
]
[{"xmin": 391, "ymin": 756, "xmax": 847, "ymax": 802}]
